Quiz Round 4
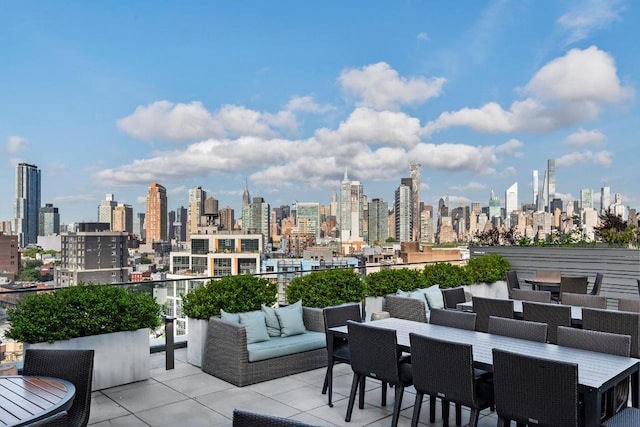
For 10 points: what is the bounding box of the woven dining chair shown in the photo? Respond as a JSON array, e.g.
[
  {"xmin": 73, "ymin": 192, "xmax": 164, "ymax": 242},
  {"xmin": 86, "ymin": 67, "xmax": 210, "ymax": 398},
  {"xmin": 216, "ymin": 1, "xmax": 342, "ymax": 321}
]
[
  {"xmin": 472, "ymin": 296, "xmax": 514, "ymax": 333},
  {"xmin": 590, "ymin": 272, "xmax": 604, "ymax": 296},
  {"xmin": 602, "ymin": 407, "xmax": 640, "ymax": 427},
  {"xmin": 488, "ymin": 316, "xmax": 548, "ymax": 343},
  {"xmin": 560, "ymin": 276, "xmax": 589, "ymax": 300},
  {"xmin": 505, "ymin": 270, "xmax": 520, "ymax": 291},
  {"xmin": 509, "ymin": 288, "xmax": 551, "ymax": 303},
  {"xmin": 522, "ymin": 301, "xmax": 572, "ymax": 344},
  {"xmin": 24, "ymin": 411, "xmax": 68, "ymax": 427},
  {"xmin": 557, "ymin": 326, "xmax": 631, "ymax": 421},
  {"xmin": 23, "ymin": 349, "xmax": 94, "ymax": 427},
  {"xmin": 232, "ymin": 409, "xmax": 318, "ymax": 426},
  {"xmin": 345, "ymin": 321, "xmax": 412, "ymax": 427},
  {"xmin": 492, "ymin": 348, "xmax": 579, "ymax": 427},
  {"xmin": 429, "ymin": 308, "xmax": 476, "ymax": 331},
  {"xmin": 618, "ymin": 298, "xmax": 640, "ymax": 313},
  {"xmin": 409, "ymin": 334, "xmax": 494, "ymax": 427},
  {"xmin": 321, "ymin": 303, "xmax": 362, "ymax": 407},
  {"xmin": 441, "ymin": 287, "xmax": 466, "ymax": 309},
  {"xmin": 561, "ymin": 292, "xmax": 607, "ymax": 309}
]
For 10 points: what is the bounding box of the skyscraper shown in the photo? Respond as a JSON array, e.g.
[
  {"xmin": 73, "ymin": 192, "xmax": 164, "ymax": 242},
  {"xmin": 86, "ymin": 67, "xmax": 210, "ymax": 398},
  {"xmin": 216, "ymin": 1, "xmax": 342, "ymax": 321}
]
[
  {"xmin": 547, "ymin": 159, "xmax": 556, "ymax": 213},
  {"xmin": 188, "ymin": 186, "xmax": 206, "ymax": 235},
  {"xmin": 367, "ymin": 198, "xmax": 389, "ymax": 245},
  {"xmin": 296, "ymin": 202, "xmax": 321, "ymax": 241},
  {"xmin": 580, "ymin": 189, "xmax": 594, "ymax": 210},
  {"xmin": 410, "ymin": 163, "xmax": 421, "ymax": 242},
  {"xmin": 394, "ymin": 178, "xmax": 413, "ymax": 242},
  {"xmin": 242, "ymin": 196, "xmax": 270, "ymax": 242},
  {"xmin": 146, "ymin": 183, "xmax": 167, "ymax": 242},
  {"xmin": 505, "ymin": 182, "xmax": 518, "ymax": 217},
  {"xmin": 14, "ymin": 163, "xmax": 41, "ymax": 247},
  {"xmin": 601, "ymin": 185, "xmax": 611, "ymax": 214},
  {"xmin": 39, "ymin": 203, "xmax": 60, "ymax": 236},
  {"xmin": 112, "ymin": 203, "xmax": 133, "ymax": 233},
  {"xmin": 339, "ymin": 169, "xmax": 364, "ymax": 241},
  {"xmin": 532, "ymin": 170, "xmax": 538, "ymax": 205},
  {"xmin": 98, "ymin": 193, "xmax": 117, "ymax": 228},
  {"xmin": 488, "ymin": 190, "xmax": 501, "ymax": 219}
]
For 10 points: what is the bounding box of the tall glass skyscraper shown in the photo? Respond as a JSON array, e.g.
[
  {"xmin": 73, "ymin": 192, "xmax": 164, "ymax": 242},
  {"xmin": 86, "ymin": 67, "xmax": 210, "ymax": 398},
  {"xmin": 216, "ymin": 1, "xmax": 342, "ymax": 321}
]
[{"xmin": 14, "ymin": 163, "xmax": 41, "ymax": 247}]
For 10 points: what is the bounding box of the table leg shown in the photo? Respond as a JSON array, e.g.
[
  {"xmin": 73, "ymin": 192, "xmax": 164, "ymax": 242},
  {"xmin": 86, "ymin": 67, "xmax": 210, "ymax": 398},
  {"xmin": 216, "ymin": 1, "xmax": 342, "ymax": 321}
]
[
  {"xmin": 632, "ymin": 370, "xmax": 639, "ymax": 408},
  {"xmin": 582, "ymin": 386, "xmax": 601, "ymax": 427},
  {"xmin": 326, "ymin": 331, "xmax": 335, "ymax": 407}
]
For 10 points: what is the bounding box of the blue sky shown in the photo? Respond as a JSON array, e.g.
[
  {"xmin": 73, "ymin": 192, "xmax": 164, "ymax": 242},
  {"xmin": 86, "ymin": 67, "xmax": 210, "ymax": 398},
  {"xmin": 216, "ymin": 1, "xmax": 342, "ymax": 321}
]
[{"xmin": 1, "ymin": 0, "xmax": 638, "ymax": 225}]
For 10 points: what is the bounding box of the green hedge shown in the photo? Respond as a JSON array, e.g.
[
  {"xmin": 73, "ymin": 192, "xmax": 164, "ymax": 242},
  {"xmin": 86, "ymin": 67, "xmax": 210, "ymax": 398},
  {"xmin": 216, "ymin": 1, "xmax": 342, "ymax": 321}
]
[
  {"xmin": 466, "ymin": 253, "xmax": 511, "ymax": 283},
  {"xmin": 6, "ymin": 285, "xmax": 161, "ymax": 344},
  {"xmin": 423, "ymin": 254, "xmax": 511, "ymax": 288},
  {"xmin": 286, "ymin": 269, "xmax": 364, "ymax": 308},
  {"xmin": 364, "ymin": 268, "xmax": 427, "ymax": 297},
  {"xmin": 182, "ymin": 275, "xmax": 277, "ymax": 319},
  {"xmin": 423, "ymin": 262, "xmax": 473, "ymax": 288}
]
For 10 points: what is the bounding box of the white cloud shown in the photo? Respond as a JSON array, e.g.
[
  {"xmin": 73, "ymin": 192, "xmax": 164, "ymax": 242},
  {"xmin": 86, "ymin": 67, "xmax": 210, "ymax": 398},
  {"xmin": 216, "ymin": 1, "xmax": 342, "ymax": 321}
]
[
  {"xmin": 408, "ymin": 143, "xmax": 498, "ymax": 175},
  {"xmin": 556, "ymin": 150, "xmax": 613, "ymax": 167},
  {"xmin": 116, "ymin": 101, "xmax": 301, "ymax": 142},
  {"xmin": 7, "ymin": 136, "xmax": 28, "ymax": 154},
  {"xmin": 449, "ymin": 182, "xmax": 487, "ymax": 191},
  {"xmin": 425, "ymin": 47, "xmax": 633, "ymax": 136},
  {"xmin": 566, "ymin": 128, "xmax": 606, "ymax": 146},
  {"xmin": 504, "ymin": 166, "xmax": 517, "ymax": 176},
  {"xmin": 558, "ymin": 0, "xmax": 624, "ymax": 45},
  {"xmin": 286, "ymin": 96, "xmax": 333, "ymax": 114},
  {"xmin": 496, "ymin": 139, "xmax": 524, "ymax": 157},
  {"xmin": 416, "ymin": 32, "xmax": 429, "ymax": 41},
  {"xmin": 339, "ymin": 62, "xmax": 446, "ymax": 110}
]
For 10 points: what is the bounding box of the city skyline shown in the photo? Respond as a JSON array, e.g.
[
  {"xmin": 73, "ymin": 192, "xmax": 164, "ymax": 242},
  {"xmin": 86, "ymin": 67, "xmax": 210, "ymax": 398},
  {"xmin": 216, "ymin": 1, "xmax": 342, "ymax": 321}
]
[{"xmin": 2, "ymin": 1, "xmax": 638, "ymax": 225}]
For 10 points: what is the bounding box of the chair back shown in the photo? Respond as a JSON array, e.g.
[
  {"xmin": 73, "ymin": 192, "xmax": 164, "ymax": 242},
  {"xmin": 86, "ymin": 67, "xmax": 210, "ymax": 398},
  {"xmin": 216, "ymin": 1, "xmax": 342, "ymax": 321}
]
[
  {"xmin": 409, "ymin": 334, "xmax": 477, "ymax": 409},
  {"xmin": 232, "ymin": 408, "xmax": 317, "ymax": 426},
  {"xmin": 618, "ymin": 298, "xmax": 640, "ymax": 313},
  {"xmin": 472, "ymin": 296, "xmax": 514, "ymax": 333},
  {"xmin": 488, "ymin": 316, "xmax": 548, "ymax": 343},
  {"xmin": 560, "ymin": 276, "xmax": 588, "ymax": 297},
  {"xmin": 346, "ymin": 321, "xmax": 403, "ymax": 385},
  {"xmin": 323, "ymin": 303, "xmax": 361, "ymax": 329},
  {"xmin": 522, "ymin": 301, "xmax": 571, "ymax": 344},
  {"xmin": 492, "ymin": 349, "xmax": 579, "ymax": 427},
  {"xmin": 582, "ymin": 308, "xmax": 640, "ymax": 358},
  {"xmin": 24, "ymin": 411, "xmax": 68, "ymax": 427},
  {"xmin": 509, "ymin": 288, "xmax": 551, "ymax": 303},
  {"xmin": 561, "ymin": 292, "xmax": 607, "ymax": 309},
  {"xmin": 23, "ymin": 349, "xmax": 94, "ymax": 427},
  {"xmin": 536, "ymin": 270, "xmax": 561, "ymax": 282},
  {"xmin": 557, "ymin": 326, "xmax": 631, "ymax": 357},
  {"xmin": 442, "ymin": 287, "xmax": 466, "ymax": 309},
  {"xmin": 429, "ymin": 308, "xmax": 476, "ymax": 331},
  {"xmin": 383, "ymin": 294, "xmax": 427, "ymax": 323},
  {"xmin": 505, "ymin": 270, "xmax": 520, "ymax": 290},
  {"xmin": 590, "ymin": 273, "xmax": 604, "ymax": 296}
]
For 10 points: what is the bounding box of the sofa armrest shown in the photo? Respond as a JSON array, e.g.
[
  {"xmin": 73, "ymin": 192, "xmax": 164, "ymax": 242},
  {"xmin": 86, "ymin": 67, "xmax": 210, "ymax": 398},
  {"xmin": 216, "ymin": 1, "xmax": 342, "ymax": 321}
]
[
  {"xmin": 383, "ymin": 294, "xmax": 428, "ymax": 323},
  {"xmin": 202, "ymin": 316, "xmax": 250, "ymax": 373},
  {"xmin": 303, "ymin": 307, "xmax": 325, "ymax": 333}
]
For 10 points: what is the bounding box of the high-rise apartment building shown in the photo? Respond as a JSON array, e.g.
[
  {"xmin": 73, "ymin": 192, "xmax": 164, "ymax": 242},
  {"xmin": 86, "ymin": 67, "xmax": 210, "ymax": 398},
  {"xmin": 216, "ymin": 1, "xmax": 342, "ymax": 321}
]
[
  {"xmin": 409, "ymin": 163, "xmax": 421, "ymax": 242},
  {"xmin": 505, "ymin": 182, "xmax": 518, "ymax": 218},
  {"xmin": 134, "ymin": 213, "xmax": 145, "ymax": 240},
  {"xmin": 97, "ymin": 194, "xmax": 117, "ymax": 228},
  {"xmin": 488, "ymin": 190, "xmax": 501, "ymax": 219},
  {"xmin": 173, "ymin": 206, "xmax": 188, "ymax": 242},
  {"xmin": 339, "ymin": 169, "xmax": 364, "ymax": 241},
  {"xmin": 146, "ymin": 183, "xmax": 168, "ymax": 242},
  {"xmin": 420, "ymin": 208, "xmax": 434, "ymax": 244},
  {"xmin": 295, "ymin": 202, "xmax": 321, "ymax": 241},
  {"xmin": 188, "ymin": 186, "xmax": 206, "ymax": 235},
  {"xmin": 580, "ymin": 189, "xmax": 594, "ymax": 210},
  {"xmin": 219, "ymin": 206, "xmax": 234, "ymax": 231},
  {"xmin": 242, "ymin": 197, "xmax": 270, "ymax": 242},
  {"xmin": 532, "ymin": 170, "xmax": 538, "ymax": 206},
  {"xmin": 14, "ymin": 163, "xmax": 41, "ymax": 247},
  {"xmin": 601, "ymin": 185, "xmax": 611, "ymax": 214},
  {"xmin": 367, "ymin": 198, "xmax": 389, "ymax": 245},
  {"xmin": 112, "ymin": 203, "xmax": 133, "ymax": 234},
  {"xmin": 394, "ymin": 178, "xmax": 413, "ymax": 243},
  {"xmin": 0, "ymin": 233, "xmax": 20, "ymax": 278},
  {"xmin": 39, "ymin": 203, "xmax": 60, "ymax": 236},
  {"xmin": 547, "ymin": 159, "xmax": 556, "ymax": 212}
]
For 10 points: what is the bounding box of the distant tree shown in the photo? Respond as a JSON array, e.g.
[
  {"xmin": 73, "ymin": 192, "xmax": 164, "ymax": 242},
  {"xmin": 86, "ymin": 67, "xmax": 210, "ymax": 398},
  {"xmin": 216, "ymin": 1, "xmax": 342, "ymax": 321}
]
[
  {"xmin": 595, "ymin": 212, "xmax": 638, "ymax": 247},
  {"xmin": 140, "ymin": 257, "xmax": 153, "ymax": 264},
  {"xmin": 385, "ymin": 237, "xmax": 396, "ymax": 243}
]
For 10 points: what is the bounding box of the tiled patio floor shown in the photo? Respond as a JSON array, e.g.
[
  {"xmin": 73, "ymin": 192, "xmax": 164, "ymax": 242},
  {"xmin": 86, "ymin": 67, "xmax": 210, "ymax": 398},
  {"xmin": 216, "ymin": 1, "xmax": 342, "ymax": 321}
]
[{"xmin": 88, "ymin": 348, "xmax": 499, "ymax": 426}]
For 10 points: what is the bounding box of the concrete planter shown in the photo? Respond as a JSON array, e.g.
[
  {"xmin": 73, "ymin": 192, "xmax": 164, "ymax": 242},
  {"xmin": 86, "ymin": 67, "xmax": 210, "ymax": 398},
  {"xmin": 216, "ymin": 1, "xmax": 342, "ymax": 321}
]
[
  {"xmin": 364, "ymin": 296, "xmax": 385, "ymax": 321},
  {"xmin": 464, "ymin": 280, "xmax": 509, "ymax": 299},
  {"xmin": 187, "ymin": 317, "xmax": 209, "ymax": 368},
  {"xmin": 24, "ymin": 328, "xmax": 150, "ymax": 391}
]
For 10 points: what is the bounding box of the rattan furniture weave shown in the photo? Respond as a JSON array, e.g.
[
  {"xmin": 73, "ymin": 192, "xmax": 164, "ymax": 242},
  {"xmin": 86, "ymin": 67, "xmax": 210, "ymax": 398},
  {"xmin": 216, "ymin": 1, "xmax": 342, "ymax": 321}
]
[
  {"xmin": 561, "ymin": 292, "xmax": 608, "ymax": 309},
  {"xmin": 509, "ymin": 288, "xmax": 551, "ymax": 303},
  {"xmin": 201, "ymin": 307, "xmax": 327, "ymax": 387},
  {"xmin": 472, "ymin": 296, "xmax": 514, "ymax": 333},
  {"xmin": 492, "ymin": 348, "xmax": 579, "ymax": 427},
  {"xmin": 522, "ymin": 301, "xmax": 572, "ymax": 344},
  {"xmin": 618, "ymin": 298, "xmax": 640, "ymax": 313},
  {"xmin": 602, "ymin": 407, "xmax": 640, "ymax": 427},
  {"xmin": 24, "ymin": 411, "xmax": 69, "ymax": 427},
  {"xmin": 488, "ymin": 316, "xmax": 548, "ymax": 343},
  {"xmin": 232, "ymin": 409, "xmax": 318, "ymax": 426},
  {"xmin": 383, "ymin": 294, "xmax": 428, "ymax": 322},
  {"xmin": 590, "ymin": 272, "xmax": 604, "ymax": 296},
  {"xmin": 429, "ymin": 308, "xmax": 476, "ymax": 331},
  {"xmin": 441, "ymin": 287, "xmax": 466, "ymax": 309},
  {"xmin": 23, "ymin": 349, "xmax": 94, "ymax": 427}
]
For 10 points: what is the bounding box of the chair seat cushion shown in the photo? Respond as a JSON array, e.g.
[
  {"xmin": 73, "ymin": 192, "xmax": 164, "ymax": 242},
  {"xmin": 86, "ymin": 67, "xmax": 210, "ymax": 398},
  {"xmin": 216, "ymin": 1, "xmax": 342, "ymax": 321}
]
[{"xmin": 247, "ymin": 331, "xmax": 326, "ymax": 362}]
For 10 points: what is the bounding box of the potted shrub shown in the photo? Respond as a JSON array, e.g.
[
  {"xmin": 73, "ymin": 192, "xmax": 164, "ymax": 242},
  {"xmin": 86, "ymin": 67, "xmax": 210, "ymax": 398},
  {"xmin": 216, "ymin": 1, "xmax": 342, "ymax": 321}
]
[
  {"xmin": 6, "ymin": 284, "xmax": 161, "ymax": 390},
  {"xmin": 182, "ymin": 275, "xmax": 277, "ymax": 367},
  {"xmin": 464, "ymin": 253, "xmax": 511, "ymax": 299},
  {"xmin": 364, "ymin": 268, "xmax": 427, "ymax": 319},
  {"xmin": 285, "ymin": 269, "xmax": 364, "ymax": 308},
  {"xmin": 423, "ymin": 262, "xmax": 473, "ymax": 289}
]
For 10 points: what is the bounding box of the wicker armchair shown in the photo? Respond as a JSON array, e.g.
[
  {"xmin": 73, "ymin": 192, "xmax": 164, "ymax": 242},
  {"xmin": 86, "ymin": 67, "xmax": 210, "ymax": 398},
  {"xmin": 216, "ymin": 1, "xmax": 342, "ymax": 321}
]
[
  {"xmin": 561, "ymin": 292, "xmax": 607, "ymax": 309},
  {"xmin": 410, "ymin": 334, "xmax": 493, "ymax": 427},
  {"xmin": 560, "ymin": 276, "xmax": 588, "ymax": 300},
  {"xmin": 322, "ymin": 303, "xmax": 362, "ymax": 407},
  {"xmin": 383, "ymin": 294, "xmax": 428, "ymax": 323},
  {"xmin": 472, "ymin": 296, "xmax": 514, "ymax": 333},
  {"xmin": 232, "ymin": 409, "xmax": 318, "ymax": 426},
  {"xmin": 441, "ymin": 287, "xmax": 466, "ymax": 309},
  {"xmin": 345, "ymin": 321, "xmax": 412, "ymax": 427},
  {"xmin": 488, "ymin": 316, "xmax": 548, "ymax": 343},
  {"xmin": 505, "ymin": 270, "xmax": 520, "ymax": 296},
  {"xmin": 522, "ymin": 301, "xmax": 572, "ymax": 344},
  {"xmin": 509, "ymin": 288, "xmax": 551, "ymax": 303},
  {"xmin": 22, "ymin": 349, "xmax": 94, "ymax": 427},
  {"xmin": 492, "ymin": 349, "xmax": 579, "ymax": 427},
  {"xmin": 201, "ymin": 307, "xmax": 327, "ymax": 387},
  {"xmin": 24, "ymin": 411, "xmax": 68, "ymax": 427}
]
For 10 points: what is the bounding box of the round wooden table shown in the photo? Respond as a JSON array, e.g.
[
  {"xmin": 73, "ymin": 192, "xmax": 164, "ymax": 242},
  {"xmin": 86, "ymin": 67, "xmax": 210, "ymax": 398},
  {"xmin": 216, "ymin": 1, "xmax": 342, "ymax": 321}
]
[{"xmin": 0, "ymin": 376, "xmax": 75, "ymax": 426}]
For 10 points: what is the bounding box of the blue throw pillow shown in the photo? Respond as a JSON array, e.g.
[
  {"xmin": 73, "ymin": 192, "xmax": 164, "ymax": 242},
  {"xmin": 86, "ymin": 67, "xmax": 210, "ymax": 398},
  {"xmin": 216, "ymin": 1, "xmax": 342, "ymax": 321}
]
[
  {"xmin": 220, "ymin": 309, "xmax": 240, "ymax": 323},
  {"xmin": 421, "ymin": 285, "xmax": 445, "ymax": 310},
  {"xmin": 275, "ymin": 300, "xmax": 306, "ymax": 337},
  {"xmin": 239, "ymin": 311, "xmax": 270, "ymax": 344},
  {"xmin": 261, "ymin": 304, "xmax": 281, "ymax": 337}
]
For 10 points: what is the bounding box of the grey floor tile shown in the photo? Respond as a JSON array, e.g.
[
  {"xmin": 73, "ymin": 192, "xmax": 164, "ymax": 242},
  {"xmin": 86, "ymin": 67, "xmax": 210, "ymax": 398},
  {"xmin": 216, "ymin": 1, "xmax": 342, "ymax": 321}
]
[
  {"xmin": 89, "ymin": 394, "xmax": 132, "ymax": 424},
  {"xmin": 135, "ymin": 399, "xmax": 229, "ymax": 427},
  {"xmin": 163, "ymin": 371, "xmax": 235, "ymax": 398},
  {"xmin": 89, "ymin": 414, "xmax": 150, "ymax": 426},
  {"xmin": 102, "ymin": 381, "xmax": 188, "ymax": 414},
  {"xmin": 196, "ymin": 387, "xmax": 301, "ymax": 420}
]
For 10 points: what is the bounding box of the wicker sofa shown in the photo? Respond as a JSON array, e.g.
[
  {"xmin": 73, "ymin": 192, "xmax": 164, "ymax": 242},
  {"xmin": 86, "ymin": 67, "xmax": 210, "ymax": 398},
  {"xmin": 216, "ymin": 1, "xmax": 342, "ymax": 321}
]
[{"xmin": 201, "ymin": 307, "xmax": 327, "ymax": 386}]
